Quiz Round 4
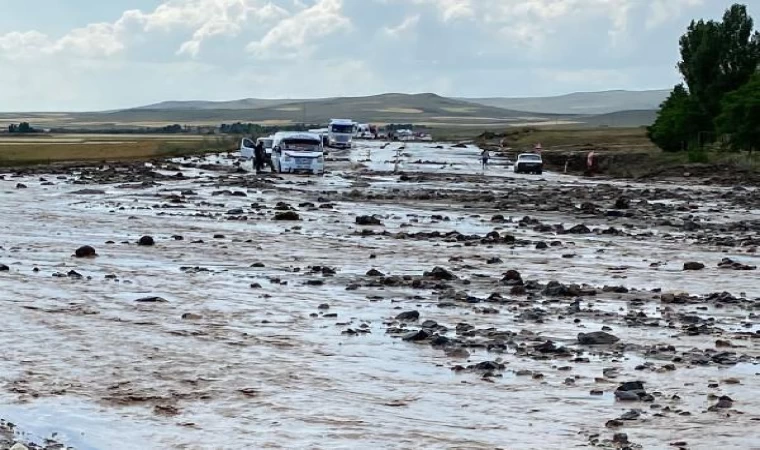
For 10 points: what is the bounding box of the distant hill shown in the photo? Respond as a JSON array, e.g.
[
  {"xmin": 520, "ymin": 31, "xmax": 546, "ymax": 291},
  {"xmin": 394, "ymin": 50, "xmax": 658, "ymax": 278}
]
[
  {"xmin": 90, "ymin": 93, "xmax": 551, "ymax": 126},
  {"xmin": 135, "ymin": 98, "xmax": 314, "ymax": 110},
  {"xmin": 461, "ymin": 90, "xmax": 670, "ymax": 115},
  {"xmin": 0, "ymin": 91, "xmax": 664, "ymax": 129},
  {"xmin": 580, "ymin": 109, "xmax": 658, "ymax": 127}
]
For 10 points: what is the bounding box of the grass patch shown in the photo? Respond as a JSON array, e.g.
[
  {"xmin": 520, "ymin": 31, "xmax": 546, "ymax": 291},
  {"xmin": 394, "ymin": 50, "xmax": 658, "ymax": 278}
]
[{"xmin": 0, "ymin": 134, "xmax": 235, "ymax": 166}]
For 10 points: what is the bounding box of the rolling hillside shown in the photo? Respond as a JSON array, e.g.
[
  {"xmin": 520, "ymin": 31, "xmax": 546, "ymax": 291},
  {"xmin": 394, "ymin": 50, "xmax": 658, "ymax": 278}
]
[
  {"xmin": 0, "ymin": 92, "xmax": 661, "ymax": 129},
  {"xmin": 461, "ymin": 89, "xmax": 669, "ymax": 115},
  {"xmin": 74, "ymin": 93, "xmax": 556, "ymax": 127}
]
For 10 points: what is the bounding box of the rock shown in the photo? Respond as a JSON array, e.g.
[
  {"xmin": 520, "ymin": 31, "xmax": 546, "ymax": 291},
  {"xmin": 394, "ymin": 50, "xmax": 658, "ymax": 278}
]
[
  {"xmin": 543, "ymin": 280, "xmax": 568, "ymax": 296},
  {"xmin": 16, "ymin": 183, "xmax": 27, "ymax": 189},
  {"xmin": 138, "ymin": 236, "xmax": 155, "ymax": 246},
  {"xmin": 614, "ymin": 197, "xmax": 630, "ymax": 209},
  {"xmin": 356, "ymin": 215, "xmax": 382, "ymax": 226},
  {"xmin": 421, "ymin": 320, "xmax": 438, "ymax": 329},
  {"xmin": 710, "ymin": 395, "xmax": 734, "ymax": 410},
  {"xmin": 227, "ymin": 208, "xmax": 244, "ymax": 215},
  {"xmin": 395, "ymin": 310, "xmax": 420, "ymax": 321},
  {"xmin": 501, "ymin": 269, "xmax": 522, "ymax": 284},
  {"xmin": 366, "ymin": 268, "xmax": 385, "ymax": 277},
  {"xmin": 612, "ymin": 433, "xmax": 629, "ymax": 444},
  {"xmin": 718, "ymin": 257, "xmax": 756, "ymax": 270},
  {"xmin": 10, "ymin": 443, "xmax": 30, "ymax": 450},
  {"xmin": 273, "ymin": 211, "xmax": 301, "ymax": 221},
  {"xmin": 424, "ymin": 266, "xmax": 456, "ymax": 280},
  {"xmin": 535, "ymin": 241, "xmax": 548, "ymax": 250},
  {"xmin": 614, "ymin": 391, "xmax": 640, "ymax": 401},
  {"xmin": 619, "ymin": 410, "xmax": 641, "ymax": 420},
  {"xmin": 402, "ymin": 329, "xmax": 431, "ymax": 342},
  {"xmin": 181, "ymin": 313, "xmax": 202, "ymax": 320},
  {"xmin": 615, "ymin": 381, "xmax": 647, "ymax": 401},
  {"xmin": 567, "ymin": 224, "xmax": 591, "ymax": 234},
  {"xmin": 578, "ymin": 331, "xmax": 620, "ymax": 345},
  {"xmin": 683, "ymin": 261, "xmax": 705, "ymax": 271},
  {"xmin": 135, "ymin": 296, "xmax": 168, "ymax": 303},
  {"xmin": 72, "ymin": 188, "xmax": 106, "ymax": 195},
  {"xmin": 75, "ymin": 245, "xmax": 97, "ymax": 258},
  {"xmin": 0, "ymin": 264, "xmax": 9, "ymax": 271}
]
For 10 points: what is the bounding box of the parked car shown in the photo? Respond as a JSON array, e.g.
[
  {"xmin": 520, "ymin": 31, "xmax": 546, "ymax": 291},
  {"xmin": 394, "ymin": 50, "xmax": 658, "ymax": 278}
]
[{"xmin": 513, "ymin": 153, "xmax": 543, "ymax": 174}]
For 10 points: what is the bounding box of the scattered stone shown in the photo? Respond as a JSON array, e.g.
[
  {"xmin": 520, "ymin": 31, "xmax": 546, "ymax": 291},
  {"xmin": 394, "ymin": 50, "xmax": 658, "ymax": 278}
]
[
  {"xmin": 396, "ymin": 310, "xmax": 420, "ymax": 321},
  {"xmin": 683, "ymin": 261, "xmax": 705, "ymax": 271},
  {"xmin": 75, "ymin": 245, "xmax": 97, "ymax": 258},
  {"xmin": 402, "ymin": 329, "xmax": 431, "ymax": 342},
  {"xmin": 424, "ymin": 266, "xmax": 456, "ymax": 280},
  {"xmin": 181, "ymin": 313, "xmax": 202, "ymax": 320},
  {"xmin": 72, "ymin": 188, "xmax": 106, "ymax": 195},
  {"xmin": 356, "ymin": 215, "xmax": 382, "ymax": 226},
  {"xmin": 273, "ymin": 211, "xmax": 301, "ymax": 221},
  {"xmin": 366, "ymin": 268, "xmax": 385, "ymax": 277},
  {"xmin": 0, "ymin": 264, "xmax": 9, "ymax": 271},
  {"xmin": 578, "ymin": 331, "xmax": 620, "ymax": 345},
  {"xmin": 135, "ymin": 296, "xmax": 168, "ymax": 303},
  {"xmin": 718, "ymin": 257, "xmax": 756, "ymax": 270},
  {"xmin": 138, "ymin": 236, "xmax": 155, "ymax": 246}
]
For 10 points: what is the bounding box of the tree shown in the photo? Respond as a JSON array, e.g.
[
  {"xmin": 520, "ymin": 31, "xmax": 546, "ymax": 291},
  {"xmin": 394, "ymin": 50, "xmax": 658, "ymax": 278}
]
[
  {"xmin": 647, "ymin": 84, "xmax": 709, "ymax": 152},
  {"xmin": 715, "ymin": 72, "xmax": 760, "ymax": 153},
  {"xmin": 677, "ymin": 4, "xmax": 760, "ymax": 127}
]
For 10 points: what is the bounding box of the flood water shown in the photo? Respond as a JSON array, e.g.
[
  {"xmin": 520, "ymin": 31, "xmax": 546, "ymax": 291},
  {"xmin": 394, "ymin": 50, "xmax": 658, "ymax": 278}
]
[{"xmin": 0, "ymin": 140, "xmax": 758, "ymax": 449}]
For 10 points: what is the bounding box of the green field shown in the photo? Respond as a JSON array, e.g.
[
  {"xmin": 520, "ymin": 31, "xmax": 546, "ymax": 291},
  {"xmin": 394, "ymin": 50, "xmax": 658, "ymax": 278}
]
[{"xmin": 0, "ymin": 134, "xmax": 234, "ymax": 166}]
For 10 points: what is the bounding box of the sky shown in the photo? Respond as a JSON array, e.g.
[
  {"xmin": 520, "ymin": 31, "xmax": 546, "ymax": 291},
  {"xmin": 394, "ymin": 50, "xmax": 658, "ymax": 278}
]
[{"xmin": 0, "ymin": 0, "xmax": 757, "ymax": 111}]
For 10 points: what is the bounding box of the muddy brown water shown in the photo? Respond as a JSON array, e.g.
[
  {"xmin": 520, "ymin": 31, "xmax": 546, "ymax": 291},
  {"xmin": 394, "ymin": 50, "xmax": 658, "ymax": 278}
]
[{"xmin": 0, "ymin": 141, "xmax": 758, "ymax": 449}]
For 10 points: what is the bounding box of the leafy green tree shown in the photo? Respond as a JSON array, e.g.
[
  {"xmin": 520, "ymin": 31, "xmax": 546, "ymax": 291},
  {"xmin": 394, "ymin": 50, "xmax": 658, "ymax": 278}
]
[
  {"xmin": 715, "ymin": 72, "xmax": 760, "ymax": 153},
  {"xmin": 677, "ymin": 4, "xmax": 760, "ymax": 126},
  {"xmin": 648, "ymin": 84, "xmax": 709, "ymax": 152}
]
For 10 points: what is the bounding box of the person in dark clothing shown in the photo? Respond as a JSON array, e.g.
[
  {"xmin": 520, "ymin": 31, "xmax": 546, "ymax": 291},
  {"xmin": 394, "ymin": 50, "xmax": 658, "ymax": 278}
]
[{"xmin": 254, "ymin": 141, "xmax": 265, "ymax": 173}]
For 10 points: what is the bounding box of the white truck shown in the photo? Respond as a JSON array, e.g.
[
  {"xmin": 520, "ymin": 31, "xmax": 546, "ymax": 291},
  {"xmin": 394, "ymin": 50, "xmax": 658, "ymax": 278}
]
[
  {"xmin": 327, "ymin": 119, "xmax": 356, "ymax": 149},
  {"xmin": 271, "ymin": 131, "xmax": 325, "ymax": 175}
]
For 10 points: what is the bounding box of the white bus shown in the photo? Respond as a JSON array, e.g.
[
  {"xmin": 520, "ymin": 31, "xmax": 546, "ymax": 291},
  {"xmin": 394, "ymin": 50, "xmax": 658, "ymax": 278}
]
[
  {"xmin": 327, "ymin": 119, "xmax": 356, "ymax": 149},
  {"xmin": 271, "ymin": 131, "xmax": 325, "ymax": 175}
]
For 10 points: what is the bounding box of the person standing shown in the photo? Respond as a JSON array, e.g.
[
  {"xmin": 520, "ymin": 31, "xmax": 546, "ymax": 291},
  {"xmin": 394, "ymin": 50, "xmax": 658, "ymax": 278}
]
[
  {"xmin": 254, "ymin": 141, "xmax": 265, "ymax": 173},
  {"xmin": 481, "ymin": 149, "xmax": 490, "ymax": 171}
]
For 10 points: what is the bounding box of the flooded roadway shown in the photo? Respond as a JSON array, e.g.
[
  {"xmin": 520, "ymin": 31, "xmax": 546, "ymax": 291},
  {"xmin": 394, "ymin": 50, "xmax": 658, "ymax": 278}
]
[{"xmin": 0, "ymin": 141, "xmax": 758, "ymax": 449}]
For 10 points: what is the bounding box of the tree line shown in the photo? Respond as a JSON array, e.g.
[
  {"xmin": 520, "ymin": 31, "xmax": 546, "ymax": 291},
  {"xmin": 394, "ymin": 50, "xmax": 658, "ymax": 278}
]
[{"xmin": 648, "ymin": 3, "xmax": 760, "ymax": 154}]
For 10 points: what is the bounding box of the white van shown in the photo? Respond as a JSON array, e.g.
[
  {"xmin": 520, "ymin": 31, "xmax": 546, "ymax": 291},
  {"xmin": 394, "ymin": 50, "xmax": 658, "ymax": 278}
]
[
  {"xmin": 240, "ymin": 135, "xmax": 274, "ymax": 160},
  {"xmin": 354, "ymin": 123, "xmax": 373, "ymax": 139},
  {"xmin": 327, "ymin": 119, "xmax": 355, "ymax": 149},
  {"xmin": 271, "ymin": 132, "xmax": 325, "ymax": 175}
]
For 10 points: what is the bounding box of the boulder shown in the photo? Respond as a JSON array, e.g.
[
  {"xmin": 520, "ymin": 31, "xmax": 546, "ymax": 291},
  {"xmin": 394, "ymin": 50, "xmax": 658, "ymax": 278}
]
[
  {"xmin": 138, "ymin": 236, "xmax": 155, "ymax": 246},
  {"xmin": 395, "ymin": 310, "xmax": 420, "ymax": 321},
  {"xmin": 683, "ymin": 262, "xmax": 705, "ymax": 271},
  {"xmin": 356, "ymin": 215, "xmax": 382, "ymax": 226},
  {"xmin": 273, "ymin": 211, "xmax": 301, "ymax": 221},
  {"xmin": 75, "ymin": 245, "xmax": 97, "ymax": 258},
  {"xmin": 578, "ymin": 331, "xmax": 620, "ymax": 345}
]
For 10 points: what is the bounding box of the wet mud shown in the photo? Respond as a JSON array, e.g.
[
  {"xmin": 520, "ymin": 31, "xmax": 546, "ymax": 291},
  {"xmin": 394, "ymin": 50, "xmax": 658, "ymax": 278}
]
[{"xmin": 0, "ymin": 141, "xmax": 759, "ymax": 449}]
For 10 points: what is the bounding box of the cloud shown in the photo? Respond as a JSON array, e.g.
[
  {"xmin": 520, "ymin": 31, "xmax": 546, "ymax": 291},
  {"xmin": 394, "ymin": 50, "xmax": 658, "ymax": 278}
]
[
  {"xmin": 383, "ymin": 14, "xmax": 420, "ymax": 38},
  {"xmin": 0, "ymin": 0, "xmax": 749, "ymax": 111},
  {"xmin": 246, "ymin": 0, "xmax": 351, "ymax": 59},
  {"xmin": 646, "ymin": 0, "xmax": 704, "ymax": 29}
]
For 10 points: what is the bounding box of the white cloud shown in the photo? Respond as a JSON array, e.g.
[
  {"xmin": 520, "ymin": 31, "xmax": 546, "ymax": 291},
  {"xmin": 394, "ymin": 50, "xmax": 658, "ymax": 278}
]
[
  {"xmin": 646, "ymin": 0, "xmax": 704, "ymax": 29},
  {"xmin": 411, "ymin": 0, "xmax": 474, "ymax": 22},
  {"xmin": 246, "ymin": 0, "xmax": 351, "ymax": 59},
  {"xmin": 383, "ymin": 15, "xmax": 420, "ymax": 38}
]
